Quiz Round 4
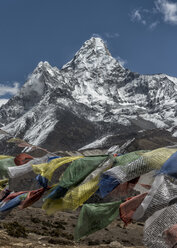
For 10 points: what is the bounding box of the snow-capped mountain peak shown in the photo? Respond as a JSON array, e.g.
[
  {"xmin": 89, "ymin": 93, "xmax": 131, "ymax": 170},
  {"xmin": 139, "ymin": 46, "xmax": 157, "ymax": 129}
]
[
  {"xmin": 75, "ymin": 37, "xmax": 111, "ymax": 57},
  {"xmin": 33, "ymin": 61, "xmax": 60, "ymax": 78},
  {"xmin": 62, "ymin": 37, "xmax": 123, "ymax": 71},
  {"xmin": 1, "ymin": 37, "xmax": 177, "ymax": 154}
]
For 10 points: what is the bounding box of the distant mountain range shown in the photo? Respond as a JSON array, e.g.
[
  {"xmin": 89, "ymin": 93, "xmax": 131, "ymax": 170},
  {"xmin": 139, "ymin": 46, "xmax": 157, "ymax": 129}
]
[{"xmin": 1, "ymin": 37, "xmax": 177, "ymax": 155}]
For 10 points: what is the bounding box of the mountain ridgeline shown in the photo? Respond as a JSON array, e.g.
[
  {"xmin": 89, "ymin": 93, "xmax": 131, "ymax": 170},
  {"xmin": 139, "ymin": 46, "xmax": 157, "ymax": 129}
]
[{"xmin": 1, "ymin": 37, "xmax": 177, "ymax": 154}]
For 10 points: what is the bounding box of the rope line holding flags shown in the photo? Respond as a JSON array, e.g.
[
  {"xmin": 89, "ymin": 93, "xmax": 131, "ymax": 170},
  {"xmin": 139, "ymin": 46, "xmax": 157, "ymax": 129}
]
[{"xmin": 0, "ymin": 128, "xmax": 58, "ymax": 156}]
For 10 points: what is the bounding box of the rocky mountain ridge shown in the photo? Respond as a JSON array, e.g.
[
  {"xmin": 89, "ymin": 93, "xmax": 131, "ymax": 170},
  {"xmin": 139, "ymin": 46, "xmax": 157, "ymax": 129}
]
[{"xmin": 0, "ymin": 37, "xmax": 177, "ymax": 154}]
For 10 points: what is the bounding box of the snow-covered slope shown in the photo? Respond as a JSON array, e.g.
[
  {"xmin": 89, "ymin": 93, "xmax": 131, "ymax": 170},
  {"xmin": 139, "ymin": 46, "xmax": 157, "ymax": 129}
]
[{"xmin": 0, "ymin": 37, "xmax": 177, "ymax": 153}]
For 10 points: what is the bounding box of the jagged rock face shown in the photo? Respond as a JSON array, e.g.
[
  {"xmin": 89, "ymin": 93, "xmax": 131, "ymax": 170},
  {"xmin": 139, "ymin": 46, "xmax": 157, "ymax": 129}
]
[{"xmin": 0, "ymin": 37, "xmax": 177, "ymax": 153}]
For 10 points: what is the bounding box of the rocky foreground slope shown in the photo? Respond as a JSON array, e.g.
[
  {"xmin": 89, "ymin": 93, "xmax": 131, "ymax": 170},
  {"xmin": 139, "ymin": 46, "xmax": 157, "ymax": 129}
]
[{"xmin": 0, "ymin": 207, "xmax": 144, "ymax": 248}]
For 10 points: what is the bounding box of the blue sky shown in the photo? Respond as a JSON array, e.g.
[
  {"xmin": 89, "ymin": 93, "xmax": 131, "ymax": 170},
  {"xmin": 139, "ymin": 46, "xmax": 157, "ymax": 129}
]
[{"xmin": 0, "ymin": 0, "xmax": 177, "ymax": 105}]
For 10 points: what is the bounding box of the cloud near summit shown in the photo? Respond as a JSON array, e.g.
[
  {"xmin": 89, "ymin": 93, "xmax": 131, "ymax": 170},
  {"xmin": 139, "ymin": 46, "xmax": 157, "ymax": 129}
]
[
  {"xmin": 0, "ymin": 82, "xmax": 19, "ymax": 96},
  {"xmin": 0, "ymin": 82, "xmax": 20, "ymax": 106}
]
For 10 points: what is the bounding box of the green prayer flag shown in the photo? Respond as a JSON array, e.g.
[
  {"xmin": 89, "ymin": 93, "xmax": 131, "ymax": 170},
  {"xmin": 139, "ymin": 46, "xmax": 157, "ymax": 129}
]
[
  {"xmin": 74, "ymin": 201, "xmax": 122, "ymax": 241},
  {"xmin": 113, "ymin": 150, "xmax": 149, "ymax": 167},
  {"xmin": 0, "ymin": 158, "xmax": 15, "ymax": 179},
  {"xmin": 59, "ymin": 155, "xmax": 108, "ymax": 188}
]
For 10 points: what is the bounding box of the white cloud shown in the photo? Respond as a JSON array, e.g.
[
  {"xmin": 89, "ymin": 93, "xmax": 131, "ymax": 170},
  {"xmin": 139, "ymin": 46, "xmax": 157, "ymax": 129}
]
[
  {"xmin": 0, "ymin": 82, "xmax": 19, "ymax": 96},
  {"xmin": 116, "ymin": 56, "xmax": 127, "ymax": 67},
  {"xmin": 132, "ymin": 9, "xmax": 142, "ymax": 21},
  {"xmin": 131, "ymin": 1, "xmax": 177, "ymax": 28},
  {"xmin": 155, "ymin": 0, "xmax": 177, "ymax": 24},
  {"xmin": 104, "ymin": 32, "xmax": 120, "ymax": 38},
  {"xmin": 131, "ymin": 9, "xmax": 146, "ymax": 25},
  {"xmin": 92, "ymin": 33, "xmax": 102, "ymax": 39},
  {"xmin": 0, "ymin": 99, "xmax": 9, "ymax": 107},
  {"xmin": 149, "ymin": 21, "xmax": 159, "ymax": 29}
]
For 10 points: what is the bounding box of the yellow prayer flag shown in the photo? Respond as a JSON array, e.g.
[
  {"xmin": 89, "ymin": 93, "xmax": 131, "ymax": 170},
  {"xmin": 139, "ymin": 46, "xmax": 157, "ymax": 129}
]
[{"xmin": 32, "ymin": 156, "xmax": 83, "ymax": 181}]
